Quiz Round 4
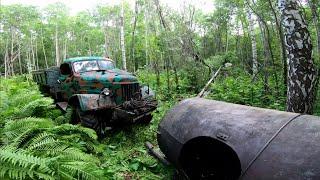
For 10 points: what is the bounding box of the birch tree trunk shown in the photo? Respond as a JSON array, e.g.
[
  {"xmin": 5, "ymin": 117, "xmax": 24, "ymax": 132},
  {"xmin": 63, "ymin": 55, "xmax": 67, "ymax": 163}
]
[
  {"xmin": 144, "ymin": 0, "xmax": 149, "ymax": 66},
  {"xmin": 279, "ymin": 0, "xmax": 319, "ymax": 114},
  {"xmin": 247, "ymin": 9, "xmax": 258, "ymax": 76},
  {"xmin": 120, "ymin": 0, "xmax": 127, "ymax": 71},
  {"xmin": 41, "ymin": 28, "xmax": 48, "ymax": 68},
  {"xmin": 55, "ymin": 24, "xmax": 60, "ymax": 66},
  {"xmin": 18, "ymin": 38, "xmax": 22, "ymax": 74},
  {"xmin": 131, "ymin": 0, "xmax": 139, "ymax": 72},
  {"xmin": 104, "ymin": 26, "xmax": 109, "ymax": 58},
  {"xmin": 10, "ymin": 28, "xmax": 15, "ymax": 76},
  {"xmin": 35, "ymin": 38, "xmax": 39, "ymax": 70},
  {"xmin": 4, "ymin": 38, "xmax": 9, "ymax": 78},
  {"xmin": 30, "ymin": 33, "xmax": 35, "ymax": 70}
]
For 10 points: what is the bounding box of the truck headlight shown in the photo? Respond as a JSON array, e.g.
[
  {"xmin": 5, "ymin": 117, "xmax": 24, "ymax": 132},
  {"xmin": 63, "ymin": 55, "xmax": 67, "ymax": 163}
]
[{"xmin": 102, "ymin": 88, "xmax": 110, "ymax": 96}]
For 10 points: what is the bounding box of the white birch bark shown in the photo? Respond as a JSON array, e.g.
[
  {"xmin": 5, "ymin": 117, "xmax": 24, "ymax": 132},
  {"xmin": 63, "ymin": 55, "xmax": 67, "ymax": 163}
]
[
  {"xmin": 55, "ymin": 24, "xmax": 60, "ymax": 66},
  {"xmin": 247, "ymin": 9, "xmax": 258, "ymax": 76},
  {"xmin": 279, "ymin": 0, "xmax": 318, "ymax": 114},
  {"xmin": 120, "ymin": 0, "xmax": 127, "ymax": 71}
]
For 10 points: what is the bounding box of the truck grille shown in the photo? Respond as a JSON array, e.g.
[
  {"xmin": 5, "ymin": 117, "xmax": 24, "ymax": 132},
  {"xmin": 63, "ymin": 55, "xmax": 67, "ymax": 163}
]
[{"xmin": 121, "ymin": 83, "xmax": 140, "ymax": 101}]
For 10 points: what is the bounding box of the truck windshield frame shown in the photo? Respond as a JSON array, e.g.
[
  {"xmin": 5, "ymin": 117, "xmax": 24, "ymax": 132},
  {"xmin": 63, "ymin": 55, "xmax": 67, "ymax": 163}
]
[{"xmin": 73, "ymin": 60, "xmax": 115, "ymax": 73}]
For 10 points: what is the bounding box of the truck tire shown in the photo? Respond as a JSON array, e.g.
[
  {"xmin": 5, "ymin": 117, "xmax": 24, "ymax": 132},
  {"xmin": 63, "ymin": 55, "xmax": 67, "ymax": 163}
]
[
  {"xmin": 72, "ymin": 106, "xmax": 108, "ymax": 138},
  {"xmin": 137, "ymin": 114, "xmax": 153, "ymax": 124}
]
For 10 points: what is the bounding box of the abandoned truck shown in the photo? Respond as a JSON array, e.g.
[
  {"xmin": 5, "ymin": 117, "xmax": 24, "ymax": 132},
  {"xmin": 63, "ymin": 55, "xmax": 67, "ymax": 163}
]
[{"xmin": 32, "ymin": 56, "xmax": 157, "ymax": 135}]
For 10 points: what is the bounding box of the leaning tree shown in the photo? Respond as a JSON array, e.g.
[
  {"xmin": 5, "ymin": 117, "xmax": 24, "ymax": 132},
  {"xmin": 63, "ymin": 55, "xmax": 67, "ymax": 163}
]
[{"xmin": 278, "ymin": 0, "xmax": 318, "ymax": 114}]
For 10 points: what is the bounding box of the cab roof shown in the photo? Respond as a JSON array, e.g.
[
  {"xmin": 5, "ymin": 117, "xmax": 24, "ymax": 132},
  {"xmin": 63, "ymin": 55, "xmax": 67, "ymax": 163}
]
[{"xmin": 63, "ymin": 56, "xmax": 113, "ymax": 63}]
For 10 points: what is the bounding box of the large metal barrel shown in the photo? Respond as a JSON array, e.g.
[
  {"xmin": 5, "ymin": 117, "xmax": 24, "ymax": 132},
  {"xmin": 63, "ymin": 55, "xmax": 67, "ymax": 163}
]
[{"xmin": 157, "ymin": 98, "xmax": 320, "ymax": 180}]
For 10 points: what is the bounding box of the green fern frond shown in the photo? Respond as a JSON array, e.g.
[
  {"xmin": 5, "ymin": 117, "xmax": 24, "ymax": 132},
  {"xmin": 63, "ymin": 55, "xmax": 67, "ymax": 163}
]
[
  {"xmin": 56, "ymin": 147, "xmax": 100, "ymax": 164},
  {"xmin": 50, "ymin": 124, "xmax": 97, "ymax": 140},
  {"xmin": 26, "ymin": 137, "xmax": 63, "ymax": 152},
  {"xmin": 14, "ymin": 98, "xmax": 54, "ymax": 119},
  {"xmin": 3, "ymin": 118, "xmax": 54, "ymax": 142},
  {"xmin": 9, "ymin": 128, "xmax": 38, "ymax": 148},
  {"xmin": 22, "ymin": 132, "xmax": 55, "ymax": 149},
  {"xmin": 0, "ymin": 147, "xmax": 55, "ymax": 179},
  {"xmin": 59, "ymin": 161, "xmax": 103, "ymax": 180},
  {"xmin": 0, "ymin": 163, "xmax": 56, "ymax": 180}
]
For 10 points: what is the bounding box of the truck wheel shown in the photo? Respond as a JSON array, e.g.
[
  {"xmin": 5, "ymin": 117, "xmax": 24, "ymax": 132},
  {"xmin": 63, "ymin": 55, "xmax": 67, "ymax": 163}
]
[
  {"xmin": 93, "ymin": 119, "xmax": 108, "ymax": 138},
  {"xmin": 71, "ymin": 106, "xmax": 82, "ymax": 124},
  {"xmin": 138, "ymin": 114, "xmax": 153, "ymax": 124},
  {"xmin": 71, "ymin": 106, "xmax": 95, "ymax": 127},
  {"xmin": 72, "ymin": 107, "xmax": 108, "ymax": 138}
]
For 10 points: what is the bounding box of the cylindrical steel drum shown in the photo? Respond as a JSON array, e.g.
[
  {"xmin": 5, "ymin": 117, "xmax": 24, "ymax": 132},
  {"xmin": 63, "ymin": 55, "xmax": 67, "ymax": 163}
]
[{"xmin": 157, "ymin": 98, "xmax": 320, "ymax": 180}]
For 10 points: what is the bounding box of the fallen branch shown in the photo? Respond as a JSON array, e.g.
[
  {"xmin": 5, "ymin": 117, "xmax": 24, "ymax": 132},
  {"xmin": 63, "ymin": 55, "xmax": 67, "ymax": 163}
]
[
  {"xmin": 197, "ymin": 66, "xmax": 222, "ymax": 98},
  {"xmin": 145, "ymin": 141, "xmax": 170, "ymax": 166}
]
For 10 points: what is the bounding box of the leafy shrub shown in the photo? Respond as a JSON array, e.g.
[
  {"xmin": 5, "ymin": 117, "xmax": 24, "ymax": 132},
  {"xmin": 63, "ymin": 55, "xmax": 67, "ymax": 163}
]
[{"xmin": 208, "ymin": 73, "xmax": 286, "ymax": 110}]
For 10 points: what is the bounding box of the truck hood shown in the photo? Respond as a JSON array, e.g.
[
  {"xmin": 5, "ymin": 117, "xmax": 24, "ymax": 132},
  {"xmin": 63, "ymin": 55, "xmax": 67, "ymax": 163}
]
[{"xmin": 77, "ymin": 69, "xmax": 138, "ymax": 84}]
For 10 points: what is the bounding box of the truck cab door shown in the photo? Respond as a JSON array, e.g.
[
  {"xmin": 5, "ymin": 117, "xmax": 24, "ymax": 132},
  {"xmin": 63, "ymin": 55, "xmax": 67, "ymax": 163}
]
[{"xmin": 59, "ymin": 63, "xmax": 76, "ymax": 101}]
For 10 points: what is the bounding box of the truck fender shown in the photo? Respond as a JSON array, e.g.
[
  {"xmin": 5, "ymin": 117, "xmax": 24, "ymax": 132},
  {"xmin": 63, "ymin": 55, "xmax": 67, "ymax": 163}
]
[{"xmin": 68, "ymin": 94, "xmax": 116, "ymax": 111}]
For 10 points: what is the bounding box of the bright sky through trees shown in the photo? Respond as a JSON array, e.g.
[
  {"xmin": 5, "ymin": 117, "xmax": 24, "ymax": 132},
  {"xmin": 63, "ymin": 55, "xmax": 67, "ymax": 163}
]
[{"xmin": 2, "ymin": 0, "xmax": 215, "ymax": 15}]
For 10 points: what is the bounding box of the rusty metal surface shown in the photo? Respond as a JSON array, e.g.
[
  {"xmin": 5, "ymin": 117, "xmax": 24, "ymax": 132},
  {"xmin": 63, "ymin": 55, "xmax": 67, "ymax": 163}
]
[
  {"xmin": 243, "ymin": 114, "xmax": 320, "ymax": 180},
  {"xmin": 56, "ymin": 102, "xmax": 68, "ymax": 112},
  {"xmin": 157, "ymin": 98, "xmax": 320, "ymax": 179}
]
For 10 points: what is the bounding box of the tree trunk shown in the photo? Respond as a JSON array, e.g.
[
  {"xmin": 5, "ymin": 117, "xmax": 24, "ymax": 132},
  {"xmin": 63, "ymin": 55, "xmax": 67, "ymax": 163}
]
[
  {"xmin": 35, "ymin": 38, "xmax": 39, "ymax": 70},
  {"xmin": 267, "ymin": 0, "xmax": 288, "ymax": 92},
  {"xmin": 247, "ymin": 9, "xmax": 258, "ymax": 76},
  {"xmin": 64, "ymin": 38, "xmax": 67, "ymax": 60},
  {"xmin": 258, "ymin": 19, "xmax": 270, "ymax": 97},
  {"xmin": 104, "ymin": 28, "xmax": 109, "ymax": 58},
  {"xmin": 308, "ymin": 0, "xmax": 320, "ymax": 61},
  {"xmin": 55, "ymin": 24, "xmax": 60, "ymax": 66},
  {"xmin": 30, "ymin": 33, "xmax": 35, "ymax": 71},
  {"xmin": 144, "ymin": 0, "xmax": 149, "ymax": 66},
  {"xmin": 154, "ymin": 0, "xmax": 168, "ymax": 30},
  {"xmin": 10, "ymin": 28, "xmax": 15, "ymax": 76},
  {"xmin": 4, "ymin": 38, "xmax": 9, "ymax": 78},
  {"xmin": 120, "ymin": 0, "xmax": 127, "ymax": 71},
  {"xmin": 131, "ymin": 0, "xmax": 139, "ymax": 72},
  {"xmin": 279, "ymin": 0, "xmax": 319, "ymax": 114},
  {"xmin": 225, "ymin": 26, "xmax": 229, "ymax": 53},
  {"xmin": 41, "ymin": 28, "xmax": 48, "ymax": 68},
  {"xmin": 18, "ymin": 39, "xmax": 22, "ymax": 74}
]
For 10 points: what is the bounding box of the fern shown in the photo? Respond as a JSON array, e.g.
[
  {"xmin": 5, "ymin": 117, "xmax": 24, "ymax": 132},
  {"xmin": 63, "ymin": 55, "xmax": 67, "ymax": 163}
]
[
  {"xmin": 59, "ymin": 161, "xmax": 105, "ymax": 180},
  {"xmin": 13, "ymin": 98, "xmax": 54, "ymax": 119},
  {"xmin": 56, "ymin": 147, "xmax": 100, "ymax": 163},
  {"xmin": 50, "ymin": 124, "xmax": 97, "ymax": 140},
  {"xmin": 0, "ymin": 77, "xmax": 106, "ymax": 180},
  {"xmin": 2, "ymin": 118, "xmax": 54, "ymax": 144},
  {"xmin": 0, "ymin": 147, "xmax": 55, "ymax": 180}
]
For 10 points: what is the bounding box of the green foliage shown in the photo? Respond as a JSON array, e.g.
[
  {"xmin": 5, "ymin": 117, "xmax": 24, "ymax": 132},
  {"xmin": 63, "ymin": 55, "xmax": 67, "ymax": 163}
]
[
  {"xmin": 0, "ymin": 147, "xmax": 55, "ymax": 180},
  {"xmin": 204, "ymin": 52, "xmax": 238, "ymax": 69},
  {"xmin": 0, "ymin": 76, "xmax": 105, "ymax": 180},
  {"xmin": 208, "ymin": 73, "xmax": 286, "ymax": 110}
]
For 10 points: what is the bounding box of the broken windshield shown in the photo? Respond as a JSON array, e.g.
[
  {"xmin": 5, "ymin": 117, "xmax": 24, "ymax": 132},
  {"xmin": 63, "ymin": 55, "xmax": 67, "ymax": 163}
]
[{"xmin": 73, "ymin": 60, "xmax": 115, "ymax": 73}]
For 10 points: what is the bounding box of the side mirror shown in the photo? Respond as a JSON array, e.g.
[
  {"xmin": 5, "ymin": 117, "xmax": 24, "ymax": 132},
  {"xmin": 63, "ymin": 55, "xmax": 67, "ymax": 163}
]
[{"xmin": 57, "ymin": 79, "xmax": 61, "ymax": 84}]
